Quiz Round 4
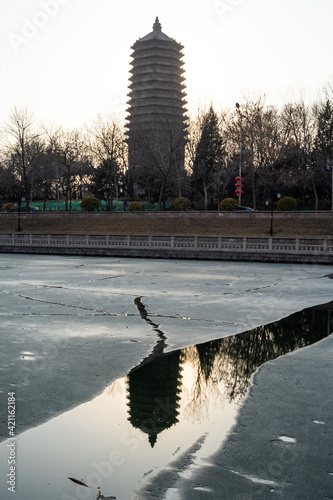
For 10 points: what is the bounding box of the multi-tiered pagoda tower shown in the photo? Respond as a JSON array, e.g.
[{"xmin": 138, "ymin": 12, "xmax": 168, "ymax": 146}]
[{"xmin": 126, "ymin": 18, "xmax": 187, "ymax": 199}]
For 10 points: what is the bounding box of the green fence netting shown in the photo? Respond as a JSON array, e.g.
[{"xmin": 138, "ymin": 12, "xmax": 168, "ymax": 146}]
[{"xmin": 19, "ymin": 201, "xmax": 167, "ymax": 212}]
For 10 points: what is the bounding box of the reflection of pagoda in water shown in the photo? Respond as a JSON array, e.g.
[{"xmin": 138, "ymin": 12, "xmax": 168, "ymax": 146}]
[
  {"xmin": 127, "ymin": 351, "xmax": 183, "ymax": 447},
  {"xmin": 126, "ymin": 301, "xmax": 332, "ymax": 446}
]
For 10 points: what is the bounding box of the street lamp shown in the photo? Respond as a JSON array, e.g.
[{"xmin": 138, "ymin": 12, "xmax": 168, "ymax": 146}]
[
  {"xmin": 327, "ymin": 159, "xmax": 333, "ymax": 211},
  {"xmin": 17, "ymin": 196, "xmax": 21, "ymax": 232},
  {"xmin": 266, "ymin": 193, "xmax": 281, "ymax": 236},
  {"xmin": 235, "ymin": 103, "xmax": 243, "ymax": 206},
  {"xmin": 13, "ymin": 185, "xmax": 22, "ymax": 232}
]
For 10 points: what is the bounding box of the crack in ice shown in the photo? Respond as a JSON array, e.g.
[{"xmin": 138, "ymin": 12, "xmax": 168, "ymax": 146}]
[
  {"xmin": 5, "ymin": 291, "xmax": 109, "ymax": 314},
  {"xmin": 133, "ymin": 296, "xmax": 168, "ymax": 363},
  {"xmin": 16, "ymin": 283, "xmax": 137, "ymax": 297},
  {"xmin": 93, "ymin": 272, "xmax": 141, "ymax": 282}
]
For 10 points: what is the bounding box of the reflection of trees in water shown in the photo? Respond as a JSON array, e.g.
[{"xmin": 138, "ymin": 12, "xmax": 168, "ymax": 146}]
[
  {"xmin": 126, "ymin": 302, "xmax": 332, "ymax": 441},
  {"xmin": 197, "ymin": 341, "xmax": 221, "ymax": 382},
  {"xmin": 196, "ymin": 303, "xmax": 332, "ymax": 404},
  {"xmin": 181, "ymin": 344, "xmax": 221, "ymax": 423},
  {"xmin": 127, "ymin": 350, "xmax": 183, "ymax": 447}
]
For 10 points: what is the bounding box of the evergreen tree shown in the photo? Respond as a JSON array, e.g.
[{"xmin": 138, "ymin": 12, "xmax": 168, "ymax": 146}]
[{"xmin": 191, "ymin": 105, "xmax": 225, "ymax": 210}]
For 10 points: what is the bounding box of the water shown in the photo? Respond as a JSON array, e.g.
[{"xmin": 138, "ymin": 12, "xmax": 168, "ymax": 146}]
[{"xmin": 1, "ymin": 301, "xmax": 331, "ymax": 500}]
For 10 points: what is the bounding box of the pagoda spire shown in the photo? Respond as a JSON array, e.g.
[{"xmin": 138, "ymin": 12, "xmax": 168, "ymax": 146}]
[{"xmin": 153, "ymin": 17, "xmax": 162, "ymax": 32}]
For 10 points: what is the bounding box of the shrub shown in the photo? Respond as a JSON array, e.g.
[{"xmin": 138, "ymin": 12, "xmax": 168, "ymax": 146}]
[
  {"xmin": 219, "ymin": 198, "xmax": 238, "ymax": 211},
  {"xmin": 2, "ymin": 203, "xmax": 15, "ymax": 212},
  {"xmin": 129, "ymin": 201, "xmax": 143, "ymax": 212},
  {"xmin": 277, "ymin": 196, "xmax": 297, "ymax": 211},
  {"xmin": 80, "ymin": 196, "xmax": 101, "ymax": 212},
  {"xmin": 173, "ymin": 197, "xmax": 192, "ymax": 211}
]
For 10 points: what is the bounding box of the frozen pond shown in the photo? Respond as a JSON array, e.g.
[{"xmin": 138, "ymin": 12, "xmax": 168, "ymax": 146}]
[{"xmin": 0, "ymin": 255, "xmax": 332, "ymax": 499}]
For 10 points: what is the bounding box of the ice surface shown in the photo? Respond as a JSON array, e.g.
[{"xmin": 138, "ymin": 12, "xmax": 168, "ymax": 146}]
[{"xmin": 0, "ymin": 254, "xmax": 332, "ymax": 499}]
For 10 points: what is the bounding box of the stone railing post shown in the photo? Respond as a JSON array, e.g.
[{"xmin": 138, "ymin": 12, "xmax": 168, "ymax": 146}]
[{"xmin": 295, "ymin": 238, "xmax": 299, "ymax": 253}]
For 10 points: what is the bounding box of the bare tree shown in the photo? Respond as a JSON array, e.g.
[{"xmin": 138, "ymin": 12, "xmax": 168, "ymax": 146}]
[
  {"xmin": 43, "ymin": 126, "xmax": 91, "ymax": 211},
  {"xmin": 312, "ymin": 97, "xmax": 333, "ymax": 209},
  {"xmin": 324, "ymin": 81, "xmax": 333, "ymax": 102},
  {"xmin": 2, "ymin": 107, "xmax": 44, "ymax": 209},
  {"xmin": 281, "ymin": 98, "xmax": 317, "ymax": 207},
  {"xmin": 130, "ymin": 114, "xmax": 187, "ymax": 210},
  {"xmin": 224, "ymin": 96, "xmax": 288, "ymax": 209},
  {"xmin": 86, "ymin": 113, "xmax": 127, "ymax": 210}
]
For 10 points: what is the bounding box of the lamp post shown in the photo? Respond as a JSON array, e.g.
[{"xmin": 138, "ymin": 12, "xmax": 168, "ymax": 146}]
[
  {"xmin": 328, "ymin": 159, "xmax": 333, "ymax": 211},
  {"xmin": 17, "ymin": 196, "xmax": 21, "ymax": 232},
  {"xmin": 266, "ymin": 193, "xmax": 281, "ymax": 236},
  {"xmin": 270, "ymin": 195, "xmax": 274, "ymax": 236},
  {"xmin": 235, "ymin": 103, "xmax": 243, "ymax": 206},
  {"xmin": 13, "ymin": 185, "xmax": 22, "ymax": 232}
]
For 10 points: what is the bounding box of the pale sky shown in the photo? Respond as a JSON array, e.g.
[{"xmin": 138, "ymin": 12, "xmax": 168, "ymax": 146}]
[{"xmin": 0, "ymin": 0, "xmax": 332, "ymax": 129}]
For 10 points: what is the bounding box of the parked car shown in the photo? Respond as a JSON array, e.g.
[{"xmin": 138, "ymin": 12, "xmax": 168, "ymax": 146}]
[
  {"xmin": 13, "ymin": 206, "xmax": 39, "ymax": 212},
  {"xmin": 236, "ymin": 206, "xmax": 254, "ymax": 212}
]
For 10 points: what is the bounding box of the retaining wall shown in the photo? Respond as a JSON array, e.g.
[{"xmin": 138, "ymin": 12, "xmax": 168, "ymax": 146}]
[
  {"xmin": 0, "ymin": 233, "xmax": 332, "ymax": 264},
  {"xmin": 2, "ymin": 211, "xmax": 333, "ymax": 219}
]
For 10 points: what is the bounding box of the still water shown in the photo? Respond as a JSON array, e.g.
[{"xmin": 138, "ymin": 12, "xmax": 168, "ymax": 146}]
[{"xmin": 0, "ymin": 301, "xmax": 332, "ymax": 500}]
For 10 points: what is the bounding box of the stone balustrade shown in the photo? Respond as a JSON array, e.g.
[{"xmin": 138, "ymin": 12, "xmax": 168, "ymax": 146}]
[{"xmin": 0, "ymin": 233, "xmax": 332, "ymax": 264}]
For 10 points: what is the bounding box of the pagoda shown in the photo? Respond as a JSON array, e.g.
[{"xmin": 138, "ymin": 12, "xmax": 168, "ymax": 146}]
[{"xmin": 126, "ymin": 18, "xmax": 187, "ymax": 198}]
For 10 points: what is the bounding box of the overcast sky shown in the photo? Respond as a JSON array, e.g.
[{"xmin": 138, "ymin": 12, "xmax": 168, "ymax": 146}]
[{"xmin": 1, "ymin": 0, "xmax": 332, "ymax": 128}]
